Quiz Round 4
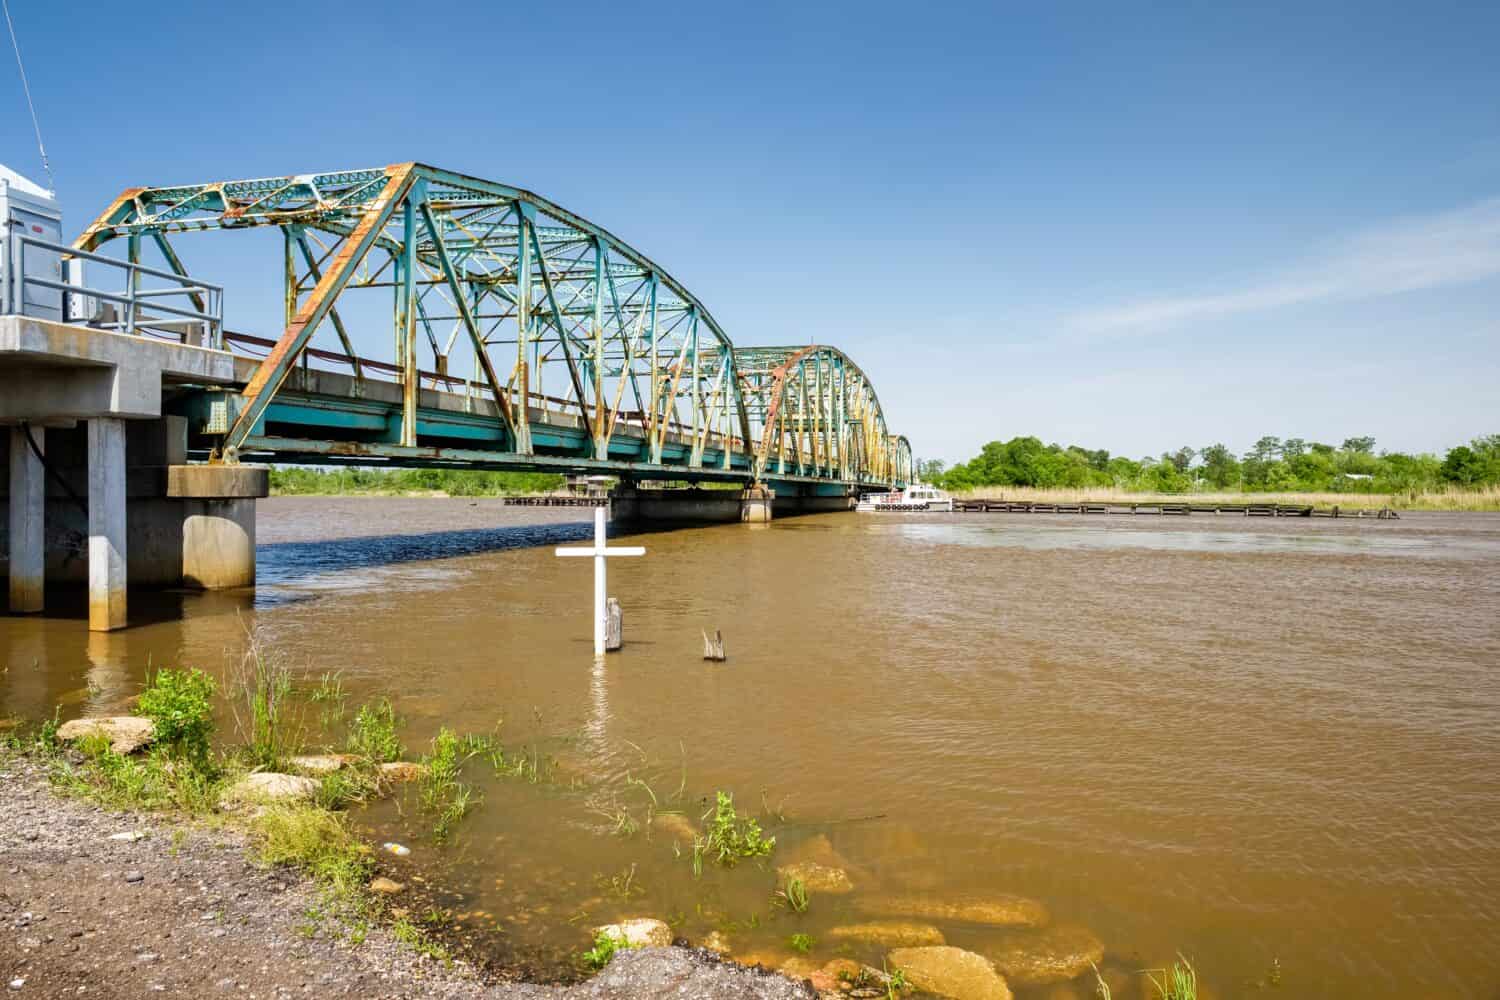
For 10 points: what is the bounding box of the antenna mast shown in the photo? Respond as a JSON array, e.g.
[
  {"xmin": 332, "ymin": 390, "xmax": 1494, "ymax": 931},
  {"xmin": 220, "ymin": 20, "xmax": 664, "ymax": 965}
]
[{"xmin": 2, "ymin": 0, "xmax": 53, "ymax": 192}]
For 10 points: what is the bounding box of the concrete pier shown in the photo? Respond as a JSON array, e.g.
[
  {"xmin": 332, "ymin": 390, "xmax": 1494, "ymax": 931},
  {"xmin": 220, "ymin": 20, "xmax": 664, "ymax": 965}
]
[
  {"xmin": 7, "ymin": 426, "xmax": 45, "ymax": 612},
  {"xmin": 741, "ymin": 484, "xmax": 775, "ymax": 523},
  {"xmin": 1, "ymin": 318, "xmax": 262, "ymax": 629},
  {"xmin": 87, "ymin": 418, "xmax": 128, "ymax": 631}
]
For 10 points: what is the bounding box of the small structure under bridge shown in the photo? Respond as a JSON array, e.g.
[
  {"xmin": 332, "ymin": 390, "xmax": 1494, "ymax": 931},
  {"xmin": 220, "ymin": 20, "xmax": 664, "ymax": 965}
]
[{"xmin": 0, "ymin": 163, "xmax": 911, "ymax": 630}]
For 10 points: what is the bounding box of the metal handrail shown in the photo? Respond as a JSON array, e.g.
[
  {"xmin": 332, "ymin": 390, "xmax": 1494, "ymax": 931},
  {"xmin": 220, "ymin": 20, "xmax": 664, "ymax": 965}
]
[{"xmin": 5, "ymin": 232, "xmax": 224, "ymax": 347}]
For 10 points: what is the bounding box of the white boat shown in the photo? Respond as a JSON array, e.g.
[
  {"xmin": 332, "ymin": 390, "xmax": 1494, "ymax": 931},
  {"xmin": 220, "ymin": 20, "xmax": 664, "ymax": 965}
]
[{"xmin": 855, "ymin": 483, "xmax": 954, "ymax": 512}]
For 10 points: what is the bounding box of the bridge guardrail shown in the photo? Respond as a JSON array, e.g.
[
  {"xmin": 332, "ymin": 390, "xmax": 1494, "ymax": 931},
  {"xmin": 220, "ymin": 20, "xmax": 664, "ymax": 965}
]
[{"xmin": 5, "ymin": 233, "xmax": 223, "ymax": 347}]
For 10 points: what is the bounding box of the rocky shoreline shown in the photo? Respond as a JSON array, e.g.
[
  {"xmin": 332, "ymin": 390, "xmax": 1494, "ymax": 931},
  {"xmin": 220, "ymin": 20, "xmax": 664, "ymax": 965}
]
[{"xmin": 0, "ymin": 754, "xmax": 812, "ymax": 1000}]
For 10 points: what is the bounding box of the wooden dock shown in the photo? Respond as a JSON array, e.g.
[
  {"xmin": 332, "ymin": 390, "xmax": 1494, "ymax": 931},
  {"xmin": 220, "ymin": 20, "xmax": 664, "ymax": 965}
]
[
  {"xmin": 500, "ymin": 495, "xmax": 607, "ymax": 507},
  {"xmin": 951, "ymin": 500, "xmax": 1398, "ymax": 519}
]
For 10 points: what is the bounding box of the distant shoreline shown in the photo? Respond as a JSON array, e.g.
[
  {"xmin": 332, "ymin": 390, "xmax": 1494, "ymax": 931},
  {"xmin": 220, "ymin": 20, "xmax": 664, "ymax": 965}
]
[{"xmin": 950, "ymin": 485, "xmax": 1500, "ymax": 512}]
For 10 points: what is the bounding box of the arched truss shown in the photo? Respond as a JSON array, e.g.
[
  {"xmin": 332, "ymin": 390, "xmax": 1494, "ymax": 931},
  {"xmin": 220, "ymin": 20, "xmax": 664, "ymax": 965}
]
[
  {"xmin": 73, "ymin": 163, "xmax": 908, "ymax": 487},
  {"xmin": 734, "ymin": 346, "xmax": 911, "ymax": 486}
]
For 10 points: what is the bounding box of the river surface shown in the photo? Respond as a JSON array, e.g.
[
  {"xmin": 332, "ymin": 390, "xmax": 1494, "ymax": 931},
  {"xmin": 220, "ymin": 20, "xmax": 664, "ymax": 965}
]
[{"xmin": 5, "ymin": 499, "xmax": 1499, "ymax": 998}]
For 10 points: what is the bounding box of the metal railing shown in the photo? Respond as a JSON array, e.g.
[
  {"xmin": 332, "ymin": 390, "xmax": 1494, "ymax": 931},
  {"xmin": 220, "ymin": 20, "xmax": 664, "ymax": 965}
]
[{"xmin": 4, "ymin": 232, "xmax": 223, "ymax": 347}]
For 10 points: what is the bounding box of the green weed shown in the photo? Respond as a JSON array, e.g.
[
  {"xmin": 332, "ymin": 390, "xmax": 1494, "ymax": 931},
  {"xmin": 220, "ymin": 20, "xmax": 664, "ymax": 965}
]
[
  {"xmin": 346, "ymin": 700, "xmax": 404, "ymax": 763},
  {"xmin": 789, "ymin": 932, "xmax": 814, "ymax": 954},
  {"xmin": 580, "ymin": 928, "xmax": 629, "ymax": 971},
  {"xmin": 1146, "ymin": 955, "xmax": 1198, "ymax": 1000},
  {"xmin": 774, "ymin": 876, "xmax": 810, "ymax": 913},
  {"xmin": 230, "ymin": 645, "xmax": 301, "ymax": 770},
  {"xmin": 391, "ymin": 914, "xmax": 450, "ymax": 962},
  {"xmin": 687, "ymin": 791, "xmax": 774, "ymax": 875},
  {"xmin": 137, "ymin": 667, "xmax": 217, "ymax": 766}
]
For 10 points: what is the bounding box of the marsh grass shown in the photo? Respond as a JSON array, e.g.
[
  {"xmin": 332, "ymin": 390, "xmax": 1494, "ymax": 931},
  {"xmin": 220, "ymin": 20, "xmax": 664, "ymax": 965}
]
[
  {"xmin": 51, "ymin": 734, "xmax": 232, "ymax": 815},
  {"xmin": 346, "ymin": 699, "xmax": 404, "ymax": 764},
  {"xmin": 955, "ymin": 483, "xmax": 1500, "ymax": 512},
  {"xmin": 1146, "ymin": 955, "xmax": 1198, "ymax": 1000},
  {"xmin": 420, "ymin": 727, "xmax": 482, "ymax": 843},
  {"xmin": 774, "ymin": 876, "xmax": 810, "ymax": 913},
  {"xmin": 229, "ymin": 641, "xmax": 303, "ymax": 770}
]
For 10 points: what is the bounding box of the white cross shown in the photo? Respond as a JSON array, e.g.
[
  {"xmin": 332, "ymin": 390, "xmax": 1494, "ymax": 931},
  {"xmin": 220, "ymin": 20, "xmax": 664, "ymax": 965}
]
[{"xmin": 555, "ymin": 505, "xmax": 645, "ymax": 656}]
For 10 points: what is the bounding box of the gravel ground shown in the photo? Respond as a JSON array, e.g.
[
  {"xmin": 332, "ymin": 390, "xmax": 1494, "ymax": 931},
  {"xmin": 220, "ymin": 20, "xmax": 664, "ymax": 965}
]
[{"xmin": 0, "ymin": 755, "xmax": 812, "ymax": 1000}]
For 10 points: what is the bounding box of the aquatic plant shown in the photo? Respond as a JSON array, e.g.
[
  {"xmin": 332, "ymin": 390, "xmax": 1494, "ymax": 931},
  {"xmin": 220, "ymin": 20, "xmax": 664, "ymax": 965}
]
[
  {"xmin": 1146, "ymin": 955, "xmax": 1198, "ymax": 1000},
  {"xmin": 346, "ymin": 699, "xmax": 404, "ymax": 763},
  {"xmin": 686, "ymin": 791, "xmax": 775, "ymax": 875},
  {"xmin": 137, "ymin": 667, "xmax": 217, "ymax": 766},
  {"xmin": 420, "ymin": 727, "xmax": 481, "ymax": 843},
  {"xmin": 580, "ymin": 928, "xmax": 629, "ymax": 971},
  {"xmin": 594, "ymin": 863, "xmax": 646, "ymax": 900},
  {"xmin": 1090, "ymin": 961, "xmax": 1112, "ymax": 999},
  {"xmin": 789, "ymin": 932, "xmax": 814, "ymax": 954},
  {"xmin": 774, "ymin": 876, "xmax": 810, "ymax": 913}
]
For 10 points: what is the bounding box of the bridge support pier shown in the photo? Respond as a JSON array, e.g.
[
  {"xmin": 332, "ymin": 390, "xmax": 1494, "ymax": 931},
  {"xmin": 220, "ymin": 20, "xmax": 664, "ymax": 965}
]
[
  {"xmin": 87, "ymin": 418, "xmax": 129, "ymax": 631},
  {"xmin": 7, "ymin": 426, "xmax": 45, "ymax": 613},
  {"xmin": 740, "ymin": 485, "xmax": 775, "ymax": 523},
  {"xmin": 1, "ymin": 417, "xmax": 268, "ymax": 630}
]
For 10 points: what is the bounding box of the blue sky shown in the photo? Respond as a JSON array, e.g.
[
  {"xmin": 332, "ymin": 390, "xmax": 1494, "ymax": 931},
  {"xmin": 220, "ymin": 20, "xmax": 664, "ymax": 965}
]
[{"xmin": 2, "ymin": 1, "xmax": 1496, "ymax": 464}]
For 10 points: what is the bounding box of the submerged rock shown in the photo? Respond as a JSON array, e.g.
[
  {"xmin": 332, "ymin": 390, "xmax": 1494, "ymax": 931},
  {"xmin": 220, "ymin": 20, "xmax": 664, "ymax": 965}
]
[
  {"xmin": 828, "ymin": 920, "xmax": 946, "ymax": 947},
  {"xmin": 856, "ymin": 892, "xmax": 1049, "ymax": 928},
  {"xmin": 700, "ymin": 930, "xmax": 731, "ymax": 954},
  {"xmin": 594, "ymin": 917, "xmax": 672, "ymax": 948},
  {"xmin": 777, "ymin": 860, "xmax": 856, "ymax": 894},
  {"xmin": 378, "ymin": 761, "xmax": 428, "ymax": 783},
  {"xmin": 651, "ymin": 812, "xmax": 698, "ymax": 843},
  {"xmin": 786, "ymin": 833, "xmax": 853, "ymax": 870},
  {"xmin": 222, "ymin": 773, "xmax": 319, "ymax": 804},
  {"xmin": 887, "ymin": 946, "xmax": 1013, "ymax": 1000},
  {"xmin": 287, "ymin": 754, "xmax": 353, "ymax": 775},
  {"xmin": 985, "ymin": 924, "xmax": 1105, "ymax": 986},
  {"xmin": 56, "ymin": 717, "xmax": 154, "ymax": 755},
  {"xmin": 369, "ymin": 877, "xmax": 404, "ymax": 895}
]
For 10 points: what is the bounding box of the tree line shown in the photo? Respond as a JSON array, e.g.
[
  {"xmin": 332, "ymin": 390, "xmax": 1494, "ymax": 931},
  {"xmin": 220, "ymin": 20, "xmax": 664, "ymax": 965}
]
[{"xmin": 921, "ymin": 434, "xmax": 1500, "ymax": 494}]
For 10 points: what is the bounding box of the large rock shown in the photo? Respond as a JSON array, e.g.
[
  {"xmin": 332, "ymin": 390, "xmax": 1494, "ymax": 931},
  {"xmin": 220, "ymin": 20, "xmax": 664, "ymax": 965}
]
[
  {"xmin": 594, "ymin": 917, "xmax": 672, "ymax": 949},
  {"xmin": 986, "ymin": 924, "xmax": 1104, "ymax": 986},
  {"xmin": 378, "ymin": 761, "xmax": 428, "ymax": 783},
  {"xmin": 223, "ymin": 772, "xmax": 319, "ymax": 804},
  {"xmin": 287, "ymin": 754, "xmax": 353, "ymax": 774},
  {"xmin": 56, "ymin": 717, "xmax": 154, "ymax": 755},
  {"xmin": 888, "ymin": 946, "xmax": 1013, "ymax": 1000},
  {"xmin": 777, "ymin": 861, "xmax": 855, "ymax": 894},
  {"xmin": 828, "ymin": 920, "xmax": 946, "ymax": 947},
  {"xmin": 856, "ymin": 892, "xmax": 1049, "ymax": 927}
]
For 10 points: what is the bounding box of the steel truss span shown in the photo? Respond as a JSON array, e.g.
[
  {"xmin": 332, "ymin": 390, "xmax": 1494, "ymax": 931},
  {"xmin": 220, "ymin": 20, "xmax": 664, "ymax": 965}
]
[{"xmin": 75, "ymin": 163, "xmax": 912, "ymax": 488}]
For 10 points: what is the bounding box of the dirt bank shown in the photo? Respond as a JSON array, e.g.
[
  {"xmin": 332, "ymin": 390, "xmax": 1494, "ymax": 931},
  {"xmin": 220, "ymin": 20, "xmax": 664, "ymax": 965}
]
[{"xmin": 0, "ymin": 755, "xmax": 810, "ymax": 1000}]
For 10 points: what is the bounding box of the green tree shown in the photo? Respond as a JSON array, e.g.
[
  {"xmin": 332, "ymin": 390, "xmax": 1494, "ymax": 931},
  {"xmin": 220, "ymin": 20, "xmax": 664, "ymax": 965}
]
[
  {"xmin": 1249, "ymin": 436, "xmax": 1282, "ymax": 463},
  {"xmin": 1282, "ymin": 438, "xmax": 1307, "ymax": 458},
  {"xmin": 1440, "ymin": 445, "xmax": 1487, "ymax": 485},
  {"xmin": 1341, "ymin": 436, "xmax": 1376, "ymax": 454}
]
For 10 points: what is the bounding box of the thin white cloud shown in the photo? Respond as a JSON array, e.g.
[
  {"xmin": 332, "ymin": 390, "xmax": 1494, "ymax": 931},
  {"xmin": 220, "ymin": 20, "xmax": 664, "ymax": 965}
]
[{"xmin": 1069, "ymin": 197, "xmax": 1500, "ymax": 334}]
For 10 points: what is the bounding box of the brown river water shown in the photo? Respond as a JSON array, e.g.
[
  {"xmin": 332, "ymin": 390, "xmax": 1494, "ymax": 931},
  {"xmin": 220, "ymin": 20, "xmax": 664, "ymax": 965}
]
[{"xmin": 4, "ymin": 498, "xmax": 1499, "ymax": 998}]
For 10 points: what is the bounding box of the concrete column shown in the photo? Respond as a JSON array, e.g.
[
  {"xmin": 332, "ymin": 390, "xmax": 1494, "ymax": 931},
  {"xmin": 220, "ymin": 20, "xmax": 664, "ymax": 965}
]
[
  {"xmin": 167, "ymin": 465, "xmax": 267, "ymax": 589},
  {"xmin": 87, "ymin": 418, "xmax": 128, "ymax": 631},
  {"xmin": 8, "ymin": 426, "xmax": 45, "ymax": 612},
  {"xmin": 740, "ymin": 484, "xmax": 775, "ymax": 523}
]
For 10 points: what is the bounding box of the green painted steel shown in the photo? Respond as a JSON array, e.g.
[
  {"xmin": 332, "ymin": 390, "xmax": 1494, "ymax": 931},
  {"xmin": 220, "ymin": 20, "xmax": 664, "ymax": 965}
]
[{"xmin": 74, "ymin": 163, "xmax": 912, "ymax": 488}]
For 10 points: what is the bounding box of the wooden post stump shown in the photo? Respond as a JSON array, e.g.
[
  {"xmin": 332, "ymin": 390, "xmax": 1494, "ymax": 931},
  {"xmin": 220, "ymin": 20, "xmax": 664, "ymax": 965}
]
[{"xmin": 605, "ymin": 597, "xmax": 623, "ymax": 652}]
